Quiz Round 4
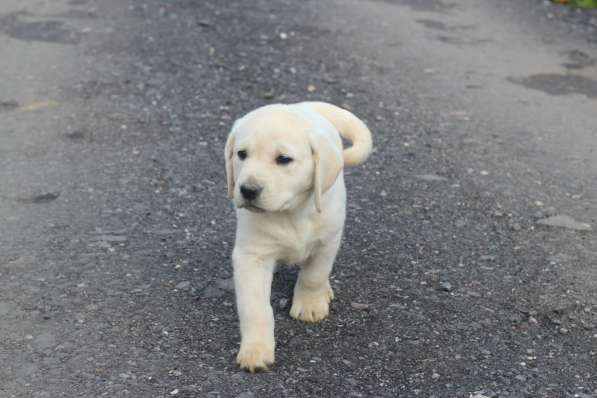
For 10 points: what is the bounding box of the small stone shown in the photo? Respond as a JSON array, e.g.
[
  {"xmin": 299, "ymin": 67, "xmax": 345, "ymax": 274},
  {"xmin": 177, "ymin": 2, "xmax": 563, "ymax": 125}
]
[
  {"xmin": 479, "ymin": 255, "xmax": 496, "ymax": 261},
  {"xmin": 92, "ymin": 234, "xmax": 127, "ymax": 242},
  {"xmin": 307, "ymin": 84, "xmax": 316, "ymax": 92},
  {"xmin": 202, "ymin": 286, "xmax": 224, "ymax": 298},
  {"xmin": 537, "ymin": 214, "xmax": 591, "ymax": 231},
  {"xmin": 415, "ymin": 174, "xmax": 448, "ymax": 182},
  {"xmin": 279, "ymin": 298, "xmax": 288, "ymax": 309},
  {"xmin": 545, "ymin": 206, "xmax": 558, "ymax": 216},
  {"xmin": 262, "ymin": 90, "xmax": 275, "ymax": 99},
  {"xmin": 574, "ymin": 393, "xmax": 593, "ymax": 398},
  {"xmin": 559, "ymin": 327, "xmax": 568, "ymax": 334},
  {"xmin": 440, "ymin": 282, "xmax": 453, "ymax": 292},
  {"xmin": 175, "ymin": 281, "xmax": 191, "ymax": 290},
  {"xmin": 214, "ymin": 278, "xmax": 234, "ymax": 291},
  {"xmin": 431, "ymin": 372, "xmax": 440, "ymax": 380},
  {"xmin": 170, "ymin": 389, "xmax": 179, "ymax": 396},
  {"xmin": 351, "ymin": 302, "xmax": 370, "ymax": 310},
  {"xmin": 510, "ymin": 222, "xmax": 522, "ymax": 231}
]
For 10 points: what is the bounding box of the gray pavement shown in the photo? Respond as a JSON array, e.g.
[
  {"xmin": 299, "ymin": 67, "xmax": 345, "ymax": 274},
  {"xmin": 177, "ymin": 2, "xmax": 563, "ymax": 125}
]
[{"xmin": 1, "ymin": 0, "xmax": 596, "ymax": 397}]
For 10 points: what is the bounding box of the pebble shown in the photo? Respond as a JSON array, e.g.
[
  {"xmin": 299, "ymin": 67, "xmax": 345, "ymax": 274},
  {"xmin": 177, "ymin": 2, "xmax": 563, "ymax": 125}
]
[
  {"xmin": 351, "ymin": 302, "xmax": 370, "ymax": 310},
  {"xmin": 346, "ymin": 378, "xmax": 358, "ymax": 386},
  {"xmin": 440, "ymin": 282, "xmax": 453, "ymax": 292},
  {"xmin": 537, "ymin": 214, "xmax": 591, "ymax": 231},
  {"xmin": 455, "ymin": 219, "xmax": 467, "ymax": 228},
  {"xmin": 175, "ymin": 281, "xmax": 191, "ymax": 290},
  {"xmin": 279, "ymin": 298, "xmax": 288, "ymax": 309},
  {"xmin": 215, "ymin": 278, "xmax": 234, "ymax": 291},
  {"xmin": 510, "ymin": 222, "xmax": 522, "ymax": 231},
  {"xmin": 92, "ymin": 234, "xmax": 127, "ymax": 242},
  {"xmin": 202, "ymin": 286, "xmax": 225, "ymax": 298},
  {"xmin": 415, "ymin": 174, "xmax": 448, "ymax": 182}
]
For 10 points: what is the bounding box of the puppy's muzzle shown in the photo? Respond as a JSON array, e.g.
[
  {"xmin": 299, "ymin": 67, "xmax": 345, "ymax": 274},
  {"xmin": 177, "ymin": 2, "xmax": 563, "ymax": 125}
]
[{"xmin": 240, "ymin": 183, "xmax": 262, "ymax": 202}]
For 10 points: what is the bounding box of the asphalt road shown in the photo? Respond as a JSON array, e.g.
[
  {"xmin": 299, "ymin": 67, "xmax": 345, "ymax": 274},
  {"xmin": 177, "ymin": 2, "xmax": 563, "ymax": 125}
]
[{"xmin": 1, "ymin": 0, "xmax": 596, "ymax": 397}]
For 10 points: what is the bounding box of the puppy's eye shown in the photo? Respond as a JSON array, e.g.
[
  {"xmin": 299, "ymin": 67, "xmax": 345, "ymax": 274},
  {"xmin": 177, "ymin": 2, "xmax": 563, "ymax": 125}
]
[
  {"xmin": 276, "ymin": 155, "xmax": 293, "ymax": 165},
  {"xmin": 237, "ymin": 150, "xmax": 247, "ymax": 160}
]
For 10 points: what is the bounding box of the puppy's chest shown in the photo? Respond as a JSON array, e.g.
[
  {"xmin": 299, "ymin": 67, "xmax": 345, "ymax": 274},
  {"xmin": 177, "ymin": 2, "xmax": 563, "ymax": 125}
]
[{"xmin": 271, "ymin": 220, "xmax": 324, "ymax": 265}]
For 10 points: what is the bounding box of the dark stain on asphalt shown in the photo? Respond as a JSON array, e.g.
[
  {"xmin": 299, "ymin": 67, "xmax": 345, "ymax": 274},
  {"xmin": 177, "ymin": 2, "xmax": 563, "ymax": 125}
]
[
  {"xmin": 0, "ymin": 13, "xmax": 79, "ymax": 44},
  {"xmin": 562, "ymin": 49, "xmax": 595, "ymax": 70},
  {"xmin": 509, "ymin": 73, "xmax": 597, "ymax": 99},
  {"xmin": 65, "ymin": 129, "xmax": 89, "ymax": 141},
  {"xmin": 17, "ymin": 192, "xmax": 60, "ymax": 204},
  {"xmin": 0, "ymin": 100, "xmax": 19, "ymax": 112},
  {"xmin": 417, "ymin": 19, "xmax": 448, "ymax": 31},
  {"xmin": 435, "ymin": 35, "xmax": 492, "ymax": 46},
  {"xmin": 377, "ymin": 0, "xmax": 457, "ymax": 12},
  {"xmin": 55, "ymin": 9, "xmax": 97, "ymax": 19}
]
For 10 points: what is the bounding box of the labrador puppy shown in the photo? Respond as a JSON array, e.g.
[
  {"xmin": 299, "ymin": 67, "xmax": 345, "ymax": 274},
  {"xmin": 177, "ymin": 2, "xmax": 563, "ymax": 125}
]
[{"xmin": 224, "ymin": 101, "xmax": 372, "ymax": 372}]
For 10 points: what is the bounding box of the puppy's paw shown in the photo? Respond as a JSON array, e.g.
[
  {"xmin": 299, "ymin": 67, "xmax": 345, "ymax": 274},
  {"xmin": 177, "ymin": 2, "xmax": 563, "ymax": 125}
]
[
  {"xmin": 236, "ymin": 341, "xmax": 275, "ymax": 372},
  {"xmin": 290, "ymin": 285, "xmax": 334, "ymax": 322}
]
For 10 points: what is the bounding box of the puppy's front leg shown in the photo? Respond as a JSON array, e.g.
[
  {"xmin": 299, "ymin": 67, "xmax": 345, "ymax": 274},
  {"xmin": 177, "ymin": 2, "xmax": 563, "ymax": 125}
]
[
  {"xmin": 233, "ymin": 250, "xmax": 276, "ymax": 372},
  {"xmin": 290, "ymin": 235, "xmax": 341, "ymax": 322}
]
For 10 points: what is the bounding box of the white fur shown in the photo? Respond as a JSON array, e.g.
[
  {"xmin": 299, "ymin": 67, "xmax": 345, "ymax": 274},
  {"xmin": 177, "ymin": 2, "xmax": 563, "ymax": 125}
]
[{"xmin": 224, "ymin": 102, "xmax": 372, "ymax": 372}]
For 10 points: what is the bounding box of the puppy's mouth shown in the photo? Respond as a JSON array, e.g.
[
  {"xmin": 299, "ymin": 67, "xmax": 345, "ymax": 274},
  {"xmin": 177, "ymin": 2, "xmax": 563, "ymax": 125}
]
[{"xmin": 239, "ymin": 203, "xmax": 266, "ymax": 213}]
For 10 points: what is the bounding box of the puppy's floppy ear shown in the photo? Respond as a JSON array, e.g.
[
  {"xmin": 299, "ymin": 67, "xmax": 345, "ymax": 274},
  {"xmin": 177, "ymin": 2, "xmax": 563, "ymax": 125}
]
[
  {"xmin": 224, "ymin": 126, "xmax": 236, "ymax": 199},
  {"xmin": 309, "ymin": 132, "xmax": 343, "ymax": 212}
]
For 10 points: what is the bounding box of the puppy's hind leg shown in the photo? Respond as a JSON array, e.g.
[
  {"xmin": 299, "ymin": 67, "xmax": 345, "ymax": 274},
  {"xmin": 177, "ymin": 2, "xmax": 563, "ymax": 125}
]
[
  {"xmin": 233, "ymin": 250, "xmax": 276, "ymax": 372},
  {"xmin": 290, "ymin": 235, "xmax": 341, "ymax": 322}
]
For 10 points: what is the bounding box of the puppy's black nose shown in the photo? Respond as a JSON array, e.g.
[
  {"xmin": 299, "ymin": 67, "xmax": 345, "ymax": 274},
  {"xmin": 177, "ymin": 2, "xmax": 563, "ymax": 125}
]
[{"xmin": 240, "ymin": 184, "xmax": 261, "ymax": 201}]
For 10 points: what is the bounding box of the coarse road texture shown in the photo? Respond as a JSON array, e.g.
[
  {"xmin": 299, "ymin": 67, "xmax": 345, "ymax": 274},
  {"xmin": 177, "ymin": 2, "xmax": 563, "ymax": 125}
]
[{"xmin": 1, "ymin": 0, "xmax": 596, "ymax": 397}]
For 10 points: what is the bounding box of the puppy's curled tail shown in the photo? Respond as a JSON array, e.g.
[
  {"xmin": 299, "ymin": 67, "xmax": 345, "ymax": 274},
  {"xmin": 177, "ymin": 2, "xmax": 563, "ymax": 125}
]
[{"xmin": 304, "ymin": 102, "xmax": 372, "ymax": 166}]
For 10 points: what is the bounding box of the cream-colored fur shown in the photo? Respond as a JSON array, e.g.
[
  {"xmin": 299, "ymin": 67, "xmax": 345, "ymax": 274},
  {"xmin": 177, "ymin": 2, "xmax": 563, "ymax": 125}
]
[{"xmin": 224, "ymin": 101, "xmax": 372, "ymax": 372}]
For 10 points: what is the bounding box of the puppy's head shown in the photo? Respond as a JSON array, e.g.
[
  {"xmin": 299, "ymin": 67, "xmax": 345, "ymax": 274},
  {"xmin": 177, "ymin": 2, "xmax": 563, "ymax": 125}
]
[{"xmin": 224, "ymin": 104, "xmax": 342, "ymax": 213}]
